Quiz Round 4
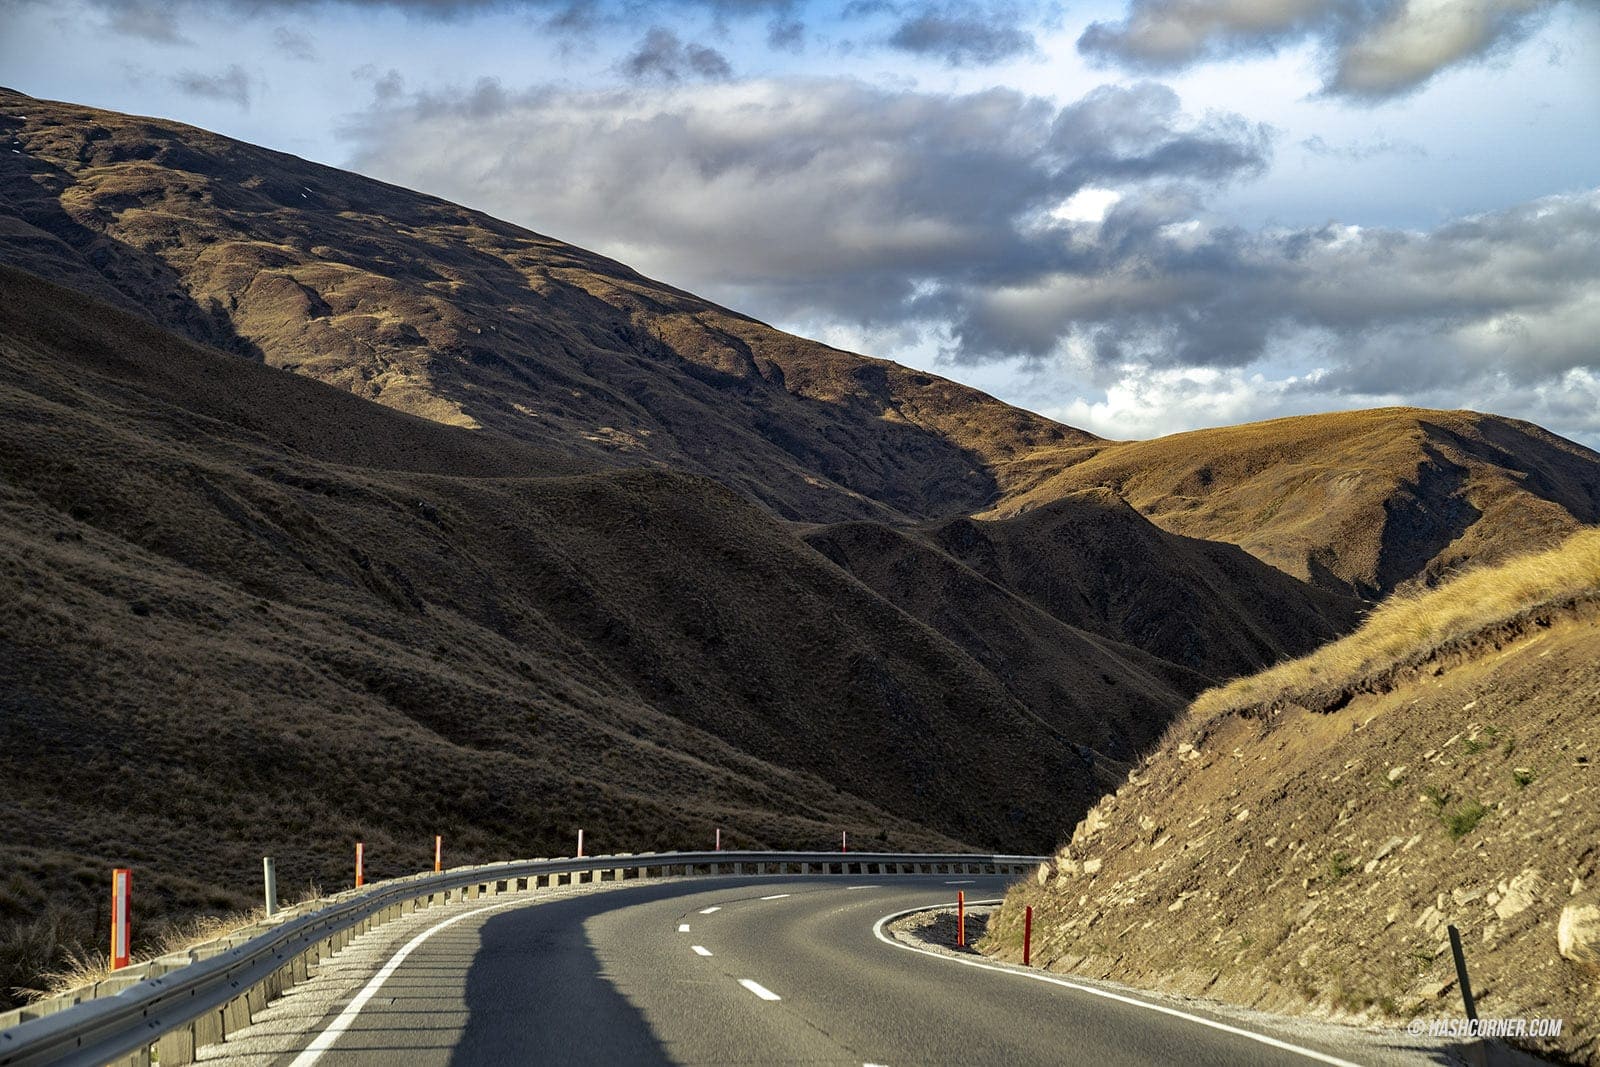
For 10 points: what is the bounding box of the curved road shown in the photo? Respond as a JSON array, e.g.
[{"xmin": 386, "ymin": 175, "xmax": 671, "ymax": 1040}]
[{"xmin": 208, "ymin": 875, "xmax": 1450, "ymax": 1066}]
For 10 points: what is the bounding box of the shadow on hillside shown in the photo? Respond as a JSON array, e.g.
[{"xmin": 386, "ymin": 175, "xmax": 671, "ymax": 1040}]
[{"xmin": 0, "ymin": 111, "xmax": 265, "ymax": 364}]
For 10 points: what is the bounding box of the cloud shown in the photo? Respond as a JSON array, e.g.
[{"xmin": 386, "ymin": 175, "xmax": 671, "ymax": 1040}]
[
  {"xmin": 102, "ymin": 0, "xmax": 192, "ymax": 43},
  {"xmin": 170, "ymin": 64, "xmax": 253, "ymax": 108},
  {"xmin": 272, "ymin": 25, "xmax": 316, "ymax": 60},
  {"xmin": 1077, "ymin": 0, "xmax": 1567, "ymax": 99},
  {"xmin": 622, "ymin": 27, "xmax": 734, "ymax": 82},
  {"xmin": 886, "ymin": 3, "xmax": 1038, "ymax": 65}
]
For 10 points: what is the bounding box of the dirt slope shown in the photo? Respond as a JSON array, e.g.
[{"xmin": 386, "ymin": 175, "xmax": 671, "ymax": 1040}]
[
  {"xmin": 993, "ymin": 408, "xmax": 1600, "ymax": 598},
  {"xmin": 0, "ymin": 265, "xmax": 1107, "ymax": 1003},
  {"xmin": 986, "ymin": 531, "xmax": 1600, "ymax": 1064},
  {"xmin": 0, "ymin": 87, "xmax": 1085, "ymax": 524}
]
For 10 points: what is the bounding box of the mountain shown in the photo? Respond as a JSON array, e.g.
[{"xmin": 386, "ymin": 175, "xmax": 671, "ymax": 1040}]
[
  {"xmin": 0, "ymin": 263, "xmax": 1126, "ymax": 1000},
  {"xmin": 986, "ymin": 529, "xmax": 1600, "ymax": 1065},
  {"xmin": 0, "ymin": 87, "xmax": 1086, "ymax": 526},
  {"xmin": 990, "ymin": 408, "xmax": 1600, "ymax": 598}
]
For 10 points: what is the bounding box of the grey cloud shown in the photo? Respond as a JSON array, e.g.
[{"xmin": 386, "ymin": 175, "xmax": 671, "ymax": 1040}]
[
  {"xmin": 1078, "ymin": 0, "xmax": 1566, "ymax": 100},
  {"xmin": 170, "ymin": 64, "xmax": 253, "ymax": 107},
  {"xmin": 272, "ymin": 25, "xmax": 316, "ymax": 59},
  {"xmin": 622, "ymin": 27, "xmax": 734, "ymax": 82},
  {"xmin": 887, "ymin": 3, "xmax": 1037, "ymax": 65},
  {"xmin": 343, "ymin": 77, "xmax": 1267, "ymax": 327},
  {"xmin": 1301, "ymin": 133, "xmax": 1424, "ymax": 160},
  {"xmin": 767, "ymin": 14, "xmax": 806, "ymax": 50},
  {"xmin": 105, "ymin": 0, "xmax": 192, "ymax": 43}
]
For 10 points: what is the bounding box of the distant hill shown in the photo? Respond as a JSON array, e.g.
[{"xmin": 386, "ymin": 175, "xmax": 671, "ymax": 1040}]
[
  {"xmin": 987, "ymin": 529, "xmax": 1600, "ymax": 1064},
  {"xmin": 991, "ymin": 408, "xmax": 1600, "ymax": 598},
  {"xmin": 0, "ymin": 87, "xmax": 1087, "ymax": 525}
]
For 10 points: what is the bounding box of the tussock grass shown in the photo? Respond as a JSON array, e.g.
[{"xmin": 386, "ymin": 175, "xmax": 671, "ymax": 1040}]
[{"xmin": 1194, "ymin": 528, "xmax": 1600, "ymax": 720}]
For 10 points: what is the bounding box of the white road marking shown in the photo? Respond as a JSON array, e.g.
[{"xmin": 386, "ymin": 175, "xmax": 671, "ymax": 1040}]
[
  {"xmin": 692, "ymin": 945, "xmax": 713, "ymax": 957},
  {"xmin": 698, "ymin": 906, "xmax": 722, "ymax": 914},
  {"xmin": 760, "ymin": 893, "xmax": 791, "ymax": 900},
  {"xmin": 738, "ymin": 978, "xmax": 782, "ymax": 1001},
  {"xmin": 944, "ymin": 880, "xmax": 975, "ymax": 885},
  {"xmin": 289, "ymin": 898, "xmax": 522, "ymax": 1067},
  {"xmin": 678, "ymin": 923, "xmax": 691, "ymax": 932},
  {"xmin": 871, "ymin": 904, "xmax": 1364, "ymax": 1067},
  {"xmin": 846, "ymin": 885, "xmax": 880, "ymax": 890}
]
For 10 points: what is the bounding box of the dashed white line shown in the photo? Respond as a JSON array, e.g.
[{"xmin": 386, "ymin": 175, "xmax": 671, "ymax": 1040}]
[
  {"xmin": 944, "ymin": 880, "xmax": 975, "ymax": 885},
  {"xmin": 759, "ymin": 893, "xmax": 791, "ymax": 900},
  {"xmin": 678, "ymin": 923, "xmax": 691, "ymax": 933},
  {"xmin": 692, "ymin": 945, "xmax": 713, "ymax": 957},
  {"xmin": 698, "ymin": 906, "xmax": 722, "ymax": 914},
  {"xmin": 846, "ymin": 885, "xmax": 880, "ymax": 890},
  {"xmin": 738, "ymin": 978, "xmax": 782, "ymax": 1001}
]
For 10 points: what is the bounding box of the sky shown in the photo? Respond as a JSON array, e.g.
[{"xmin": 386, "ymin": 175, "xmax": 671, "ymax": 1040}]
[{"xmin": 2, "ymin": 0, "xmax": 1598, "ymax": 444}]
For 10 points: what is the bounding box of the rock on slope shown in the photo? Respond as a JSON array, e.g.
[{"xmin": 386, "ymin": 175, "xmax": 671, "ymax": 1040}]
[
  {"xmin": 985, "ymin": 529, "xmax": 1600, "ymax": 1064},
  {"xmin": 0, "ymin": 264, "xmax": 1105, "ymax": 1001},
  {"xmin": 0, "ymin": 87, "xmax": 1085, "ymax": 525},
  {"xmin": 992, "ymin": 408, "xmax": 1600, "ymax": 599}
]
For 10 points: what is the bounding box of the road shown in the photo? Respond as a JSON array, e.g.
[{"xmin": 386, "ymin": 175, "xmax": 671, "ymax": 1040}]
[{"xmin": 204, "ymin": 875, "xmax": 1459, "ymax": 1066}]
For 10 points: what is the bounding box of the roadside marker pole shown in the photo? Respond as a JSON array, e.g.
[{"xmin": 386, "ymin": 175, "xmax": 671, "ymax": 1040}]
[
  {"xmin": 355, "ymin": 842, "xmax": 364, "ymax": 888},
  {"xmin": 957, "ymin": 890, "xmax": 966, "ymax": 948},
  {"xmin": 263, "ymin": 857, "xmax": 278, "ymax": 917},
  {"xmin": 434, "ymin": 835, "xmax": 442, "ymax": 873},
  {"xmin": 841, "ymin": 831, "xmax": 848, "ymax": 853},
  {"xmin": 1023, "ymin": 905, "xmax": 1033, "ymax": 966},
  {"xmin": 715, "ymin": 828, "xmax": 721, "ymax": 851},
  {"xmin": 577, "ymin": 829, "xmax": 584, "ymax": 858},
  {"xmin": 110, "ymin": 868, "xmax": 131, "ymax": 970},
  {"xmin": 1447, "ymin": 925, "xmax": 1478, "ymax": 1021}
]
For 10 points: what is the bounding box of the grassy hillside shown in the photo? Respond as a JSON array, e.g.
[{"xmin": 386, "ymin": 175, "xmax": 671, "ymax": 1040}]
[
  {"xmin": 986, "ymin": 529, "xmax": 1600, "ymax": 1064},
  {"xmin": 992, "ymin": 408, "xmax": 1600, "ymax": 598},
  {"xmin": 0, "ymin": 265, "xmax": 1109, "ymax": 1005},
  {"xmin": 0, "ymin": 87, "xmax": 1085, "ymax": 525}
]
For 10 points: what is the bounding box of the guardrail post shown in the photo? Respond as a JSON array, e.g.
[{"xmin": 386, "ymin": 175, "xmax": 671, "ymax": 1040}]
[
  {"xmin": 263, "ymin": 857, "xmax": 278, "ymax": 917},
  {"xmin": 155, "ymin": 1022, "xmax": 197, "ymax": 1065}
]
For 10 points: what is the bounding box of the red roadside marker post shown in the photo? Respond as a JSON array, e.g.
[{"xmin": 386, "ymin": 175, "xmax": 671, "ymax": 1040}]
[
  {"xmin": 841, "ymin": 830, "xmax": 848, "ymax": 853},
  {"xmin": 355, "ymin": 842, "xmax": 365, "ymax": 888},
  {"xmin": 1023, "ymin": 905, "xmax": 1033, "ymax": 966},
  {"xmin": 957, "ymin": 890, "xmax": 966, "ymax": 948},
  {"xmin": 110, "ymin": 868, "xmax": 131, "ymax": 970},
  {"xmin": 577, "ymin": 828, "xmax": 584, "ymax": 858},
  {"xmin": 434, "ymin": 835, "xmax": 442, "ymax": 873}
]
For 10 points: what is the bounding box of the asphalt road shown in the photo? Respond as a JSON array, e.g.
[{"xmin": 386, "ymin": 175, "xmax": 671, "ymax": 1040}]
[{"xmin": 209, "ymin": 875, "xmax": 1462, "ymax": 1067}]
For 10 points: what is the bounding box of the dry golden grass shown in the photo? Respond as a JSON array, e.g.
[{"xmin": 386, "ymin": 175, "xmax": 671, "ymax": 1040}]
[{"xmin": 1194, "ymin": 526, "xmax": 1600, "ymax": 719}]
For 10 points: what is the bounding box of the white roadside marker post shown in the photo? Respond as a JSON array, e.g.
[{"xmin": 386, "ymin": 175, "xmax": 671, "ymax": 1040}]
[{"xmin": 263, "ymin": 857, "xmax": 278, "ymax": 917}]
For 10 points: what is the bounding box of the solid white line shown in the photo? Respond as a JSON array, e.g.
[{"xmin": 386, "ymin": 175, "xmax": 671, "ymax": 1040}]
[
  {"xmin": 870, "ymin": 904, "xmax": 1364, "ymax": 1067},
  {"xmin": 699, "ymin": 906, "xmax": 722, "ymax": 914},
  {"xmin": 692, "ymin": 945, "xmax": 714, "ymax": 957},
  {"xmin": 678, "ymin": 923, "xmax": 691, "ymax": 932},
  {"xmin": 760, "ymin": 893, "xmax": 791, "ymax": 900},
  {"xmin": 289, "ymin": 899, "xmax": 522, "ymax": 1067},
  {"xmin": 738, "ymin": 978, "xmax": 782, "ymax": 1001}
]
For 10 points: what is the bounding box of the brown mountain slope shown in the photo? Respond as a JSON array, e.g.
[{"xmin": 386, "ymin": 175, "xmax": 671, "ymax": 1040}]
[
  {"xmin": 0, "ymin": 264, "xmax": 1106, "ymax": 1002},
  {"xmin": 925, "ymin": 492, "xmax": 1360, "ymax": 680},
  {"xmin": 802, "ymin": 520, "xmax": 1210, "ymax": 764},
  {"xmin": 991, "ymin": 408, "xmax": 1600, "ymax": 598},
  {"xmin": 986, "ymin": 530, "xmax": 1600, "ymax": 1065},
  {"xmin": 0, "ymin": 87, "xmax": 1087, "ymax": 524}
]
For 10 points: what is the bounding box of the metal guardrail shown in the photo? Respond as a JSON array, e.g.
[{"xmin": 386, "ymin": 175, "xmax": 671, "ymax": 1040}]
[{"xmin": 0, "ymin": 850, "xmax": 1043, "ymax": 1067}]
